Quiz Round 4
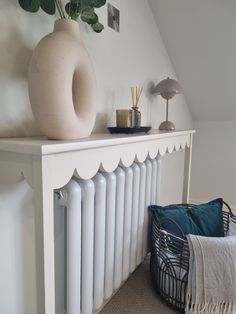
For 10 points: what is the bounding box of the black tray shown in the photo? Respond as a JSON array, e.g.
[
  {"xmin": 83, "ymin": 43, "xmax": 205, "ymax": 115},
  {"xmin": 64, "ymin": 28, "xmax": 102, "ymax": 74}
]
[{"xmin": 108, "ymin": 126, "xmax": 151, "ymax": 134}]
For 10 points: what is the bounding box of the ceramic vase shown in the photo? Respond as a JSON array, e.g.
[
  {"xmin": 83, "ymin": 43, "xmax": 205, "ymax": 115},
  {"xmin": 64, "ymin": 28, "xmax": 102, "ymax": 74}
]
[{"xmin": 28, "ymin": 19, "xmax": 97, "ymax": 140}]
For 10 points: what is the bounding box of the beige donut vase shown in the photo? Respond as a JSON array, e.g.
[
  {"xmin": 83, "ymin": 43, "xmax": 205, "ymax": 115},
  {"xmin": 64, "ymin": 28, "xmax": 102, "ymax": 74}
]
[{"xmin": 28, "ymin": 19, "xmax": 97, "ymax": 140}]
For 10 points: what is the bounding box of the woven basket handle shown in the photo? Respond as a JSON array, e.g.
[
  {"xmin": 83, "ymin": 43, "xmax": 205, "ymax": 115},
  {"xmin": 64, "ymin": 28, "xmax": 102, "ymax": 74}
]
[{"xmin": 223, "ymin": 201, "xmax": 233, "ymax": 216}]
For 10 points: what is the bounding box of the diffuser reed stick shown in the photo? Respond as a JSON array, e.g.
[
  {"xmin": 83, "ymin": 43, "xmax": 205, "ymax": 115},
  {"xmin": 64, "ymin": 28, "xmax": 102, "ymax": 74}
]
[
  {"xmin": 130, "ymin": 86, "xmax": 143, "ymax": 127},
  {"xmin": 130, "ymin": 86, "xmax": 143, "ymax": 108}
]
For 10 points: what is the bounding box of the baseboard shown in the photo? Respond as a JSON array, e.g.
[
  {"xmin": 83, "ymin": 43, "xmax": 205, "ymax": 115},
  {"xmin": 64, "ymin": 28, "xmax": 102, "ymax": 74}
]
[{"xmin": 189, "ymin": 198, "xmax": 236, "ymax": 213}]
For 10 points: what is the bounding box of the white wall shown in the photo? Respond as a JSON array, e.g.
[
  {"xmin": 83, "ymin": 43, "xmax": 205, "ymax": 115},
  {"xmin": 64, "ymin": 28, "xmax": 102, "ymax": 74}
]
[
  {"xmin": 190, "ymin": 120, "xmax": 236, "ymax": 208},
  {"xmin": 0, "ymin": 182, "xmax": 36, "ymax": 314},
  {"xmin": 148, "ymin": 0, "xmax": 236, "ymax": 209},
  {"xmin": 0, "ymin": 0, "xmax": 192, "ymax": 137},
  {"xmin": 148, "ymin": 0, "xmax": 236, "ymax": 121},
  {"xmin": 0, "ymin": 1, "xmax": 192, "ymax": 313}
]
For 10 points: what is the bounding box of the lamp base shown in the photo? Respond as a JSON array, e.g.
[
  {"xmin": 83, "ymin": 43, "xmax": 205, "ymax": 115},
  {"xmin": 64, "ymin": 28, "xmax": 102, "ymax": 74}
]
[{"xmin": 159, "ymin": 121, "xmax": 175, "ymax": 131}]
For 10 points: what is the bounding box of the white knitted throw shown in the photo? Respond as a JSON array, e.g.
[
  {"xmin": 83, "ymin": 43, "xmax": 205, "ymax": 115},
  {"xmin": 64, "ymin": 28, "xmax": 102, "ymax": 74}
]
[{"xmin": 186, "ymin": 234, "xmax": 236, "ymax": 314}]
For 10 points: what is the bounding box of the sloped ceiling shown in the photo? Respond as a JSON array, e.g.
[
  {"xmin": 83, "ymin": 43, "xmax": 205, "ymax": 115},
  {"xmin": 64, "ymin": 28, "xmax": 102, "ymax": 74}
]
[{"xmin": 148, "ymin": 0, "xmax": 236, "ymax": 120}]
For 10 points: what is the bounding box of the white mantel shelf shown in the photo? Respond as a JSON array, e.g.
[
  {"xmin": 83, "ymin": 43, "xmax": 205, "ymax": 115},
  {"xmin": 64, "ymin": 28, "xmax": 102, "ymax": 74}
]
[
  {"xmin": 0, "ymin": 129, "xmax": 194, "ymax": 155},
  {"xmin": 0, "ymin": 129, "xmax": 195, "ymax": 187},
  {"xmin": 0, "ymin": 129, "xmax": 195, "ymax": 314}
]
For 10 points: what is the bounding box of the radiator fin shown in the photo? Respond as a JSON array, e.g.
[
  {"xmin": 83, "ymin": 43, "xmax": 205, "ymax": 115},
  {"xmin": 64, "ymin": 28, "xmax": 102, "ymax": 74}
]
[
  {"xmin": 122, "ymin": 166, "xmax": 133, "ymax": 281},
  {"xmin": 56, "ymin": 157, "xmax": 161, "ymax": 314},
  {"xmin": 93, "ymin": 173, "xmax": 106, "ymax": 311},
  {"xmin": 114, "ymin": 167, "xmax": 125, "ymax": 290},
  {"xmin": 103, "ymin": 172, "xmax": 116, "ymax": 300},
  {"xmin": 80, "ymin": 179, "xmax": 94, "ymax": 314}
]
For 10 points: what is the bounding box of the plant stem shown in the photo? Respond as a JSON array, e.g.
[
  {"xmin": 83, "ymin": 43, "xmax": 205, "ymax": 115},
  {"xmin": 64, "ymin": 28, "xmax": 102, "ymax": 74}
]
[
  {"xmin": 54, "ymin": 0, "xmax": 64, "ymax": 18},
  {"xmin": 58, "ymin": 0, "xmax": 66, "ymax": 18},
  {"xmin": 54, "ymin": 0, "xmax": 66, "ymax": 19},
  {"xmin": 68, "ymin": 0, "xmax": 72, "ymax": 18}
]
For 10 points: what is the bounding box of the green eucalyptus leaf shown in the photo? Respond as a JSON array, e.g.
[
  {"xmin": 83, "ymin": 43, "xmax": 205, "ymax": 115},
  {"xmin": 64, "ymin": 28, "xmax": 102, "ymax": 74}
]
[
  {"xmin": 18, "ymin": 0, "xmax": 40, "ymax": 12},
  {"xmin": 65, "ymin": 2, "xmax": 70, "ymax": 14},
  {"xmin": 88, "ymin": 12, "xmax": 98, "ymax": 24},
  {"xmin": 80, "ymin": 0, "xmax": 92, "ymax": 10},
  {"xmin": 80, "ymin": 0, "xmax": 92, "ymax": 6},
  {"xmin": 81, "ymin": 5, "xmax": 93, "ymax": 12},
  {"xmin": 70, "ymin": 13, "xmax": 79, "ymax": 20},
  {"xmin": 81, "ymin": 7, "xmax": 98, "ymax": 24},
  {"xmin": 91, "ymin": 0, "xmax": 106, "ymax": 8},
  {"xmin": 65, "ymin": 1, "xmax": 80, "ymax": 16},
  {"xmin": 39, "ymin": 0, "xmax": 55, "ymax": 14},
  {"xmin": 91, "ymin": 22, "xmax": 104, "ymax": 33}
]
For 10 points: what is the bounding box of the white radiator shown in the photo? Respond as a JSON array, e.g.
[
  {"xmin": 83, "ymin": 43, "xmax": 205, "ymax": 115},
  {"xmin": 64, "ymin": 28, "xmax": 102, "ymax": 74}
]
[{"xmin": 55, "ymin": 157, "xmax": 161, "ymax": 314}]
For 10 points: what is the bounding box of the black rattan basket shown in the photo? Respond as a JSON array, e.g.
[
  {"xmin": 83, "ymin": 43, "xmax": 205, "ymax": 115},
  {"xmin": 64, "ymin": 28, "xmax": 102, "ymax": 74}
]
[{"xmin": 150, "ymin": 201, "xmax": 236, "ymax": 312}]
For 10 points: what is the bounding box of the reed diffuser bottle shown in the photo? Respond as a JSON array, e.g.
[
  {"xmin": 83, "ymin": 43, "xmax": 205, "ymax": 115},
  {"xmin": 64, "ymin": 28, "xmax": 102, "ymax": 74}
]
[{"xmin": 130, "ymin": 86, "xmax": 143, "ymax": 128}]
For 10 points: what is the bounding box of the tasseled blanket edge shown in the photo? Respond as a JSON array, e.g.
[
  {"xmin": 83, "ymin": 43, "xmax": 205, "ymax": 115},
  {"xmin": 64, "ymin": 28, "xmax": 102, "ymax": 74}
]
[{"xmin": 185, "ymin": 294, "xmax": 236, "ymax": 314}]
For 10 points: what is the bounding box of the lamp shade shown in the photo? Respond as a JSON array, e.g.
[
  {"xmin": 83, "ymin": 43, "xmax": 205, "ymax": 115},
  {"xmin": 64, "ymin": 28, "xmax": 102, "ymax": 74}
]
[{"xmin": 153, "ymin": 77, "xmax": 182, "ymax": 100}]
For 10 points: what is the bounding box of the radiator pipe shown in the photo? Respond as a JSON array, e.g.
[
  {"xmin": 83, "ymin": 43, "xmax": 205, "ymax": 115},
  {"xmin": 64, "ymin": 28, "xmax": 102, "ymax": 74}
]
[{"xmin": 56, "ymin": 180, "xmax": 82, "ymax": 314}]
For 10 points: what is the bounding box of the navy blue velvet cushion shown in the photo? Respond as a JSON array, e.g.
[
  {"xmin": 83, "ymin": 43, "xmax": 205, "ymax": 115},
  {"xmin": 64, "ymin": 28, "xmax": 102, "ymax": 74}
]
[{"xmin": 149, "ymin": 198, "xmax": 224, "ymax": 237}]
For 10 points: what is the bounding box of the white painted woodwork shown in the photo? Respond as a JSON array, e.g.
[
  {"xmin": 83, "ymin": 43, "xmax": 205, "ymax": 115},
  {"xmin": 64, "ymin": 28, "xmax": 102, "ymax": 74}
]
[
  {"xmin": 32, "ymin": 155, "xmax": 55, "ymax": 314},
  {"xmin": 0, "ymin": 129, "xmax": 194, "ymax": 314}
]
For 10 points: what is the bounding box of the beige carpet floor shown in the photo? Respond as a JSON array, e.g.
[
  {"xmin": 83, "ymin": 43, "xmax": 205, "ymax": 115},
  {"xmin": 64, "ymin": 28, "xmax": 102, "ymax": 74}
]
[{"xmin": 99, "ymin": 258, "xmax": 177, "ymax": 314}]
